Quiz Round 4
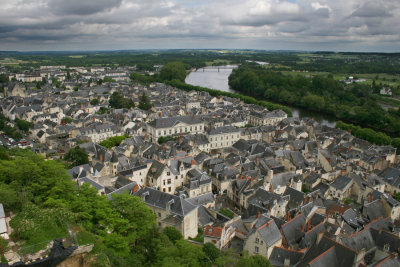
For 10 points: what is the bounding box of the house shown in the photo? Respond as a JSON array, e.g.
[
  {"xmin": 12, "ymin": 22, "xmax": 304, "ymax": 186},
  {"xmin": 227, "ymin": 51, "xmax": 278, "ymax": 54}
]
[
  {"xmin": 134, "ymin": 187, "xmax": 198, "ymax": 239},
  {"xmin": 329, "ymin": 175, "xmax": 354, "ymax": 201},
  {"xmin": 147, "ymin": 115, "xmax": 205, "ymax": 142},
  {"xmin": 380, "ymin": 87, "xmax": 392, "ymax": 96},
  {"xmin": 208, "ymin": 126, "xmax": 241, "ymax": 150},
  {"xmin": 243, "ymin": 213, "xmax": 282, "ymax": 258},
  {"xmin": 248, "ymin": 110, "xmax": 287, "ymax": 126}
]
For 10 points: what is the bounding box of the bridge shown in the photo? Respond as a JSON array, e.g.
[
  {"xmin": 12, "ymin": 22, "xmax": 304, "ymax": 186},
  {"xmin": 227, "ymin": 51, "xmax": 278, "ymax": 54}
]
[{"xmin": 195, "ymin": 65, "xmax": 238, "ymax": 72}]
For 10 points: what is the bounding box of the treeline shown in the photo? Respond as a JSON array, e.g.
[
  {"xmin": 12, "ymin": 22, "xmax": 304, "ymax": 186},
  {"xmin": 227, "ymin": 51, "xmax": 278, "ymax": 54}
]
[
  {"xmin": 0, "ymin": 148, "xmax": 272, "ymax": 266},
  {"xmin": 336, "ymin": 121, "xmax": 400, "ymax": 153},
  {"xmin": 166, "ymin": 79, "xmax": 292, "ymax": 116},
  {"xmin": 128, "ymin": 64, "xmax": 292, "ymax": 116},
  {"xmin": 228, "ymin": 64, "xmax": 400, "ymax": 137}
]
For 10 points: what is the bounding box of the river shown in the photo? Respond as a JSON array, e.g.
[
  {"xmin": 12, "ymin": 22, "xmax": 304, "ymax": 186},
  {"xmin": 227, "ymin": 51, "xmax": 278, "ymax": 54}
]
[{"xmin": 185, "ymin": 66, "xmax": 336, "ymax": 127}]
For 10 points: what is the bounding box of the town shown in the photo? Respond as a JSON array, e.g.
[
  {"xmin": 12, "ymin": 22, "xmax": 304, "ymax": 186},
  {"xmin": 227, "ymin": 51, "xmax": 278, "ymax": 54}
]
[{"xmin": 1, "ymin": 63, "xmax": 400, "ymax": 267}]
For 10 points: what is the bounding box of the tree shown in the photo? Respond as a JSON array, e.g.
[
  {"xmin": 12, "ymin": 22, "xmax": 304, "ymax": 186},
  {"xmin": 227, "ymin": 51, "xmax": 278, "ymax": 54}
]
[
  {"xmin": 203, "ymin": 243, "xmax": 221, "ymax": 263},
  {"xmin": 64, "ymin": 146, "xmax": 89, "ymax": 167},
  {"xmin": 163, "ymin": 226, "xmax": 183, "ymax": 243},
  {"xmin": 0, "ymin": 74, "xmax": 8, "ymax": 83},
  {"xmin": 99, "ymin": 135, "xmax": 129, "ymax": 149},
  {"xmin": 109, "ymin": 92, "xmax": 135, "ymax": 109},
  {"xmin": 90, "ymin": 98, "xmax": 99, "ymax": 106},
  {"xmin": 235, "ymin": 252, "xmax": 271, "ymax": 267},
  {"xmin": 160, "ymin": 62, "xmax": 187, "ymax": 82},
  {"xmin": 15, "ymin": 119, "xmax": 32, "ymax": 133},
  {"xmin": 61, "ymin": 117, "xmax": 73, "ymax": 124},
  {"xmin": 138, "ymin": 93, "xmax": 152, "ymax": 110}
]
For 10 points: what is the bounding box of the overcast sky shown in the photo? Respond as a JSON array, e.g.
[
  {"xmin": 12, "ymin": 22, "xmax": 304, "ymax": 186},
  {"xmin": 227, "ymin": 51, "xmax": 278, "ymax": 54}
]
[{"xmin": 0, "ymin": 0, "xmax": 399, "ymax": 52}]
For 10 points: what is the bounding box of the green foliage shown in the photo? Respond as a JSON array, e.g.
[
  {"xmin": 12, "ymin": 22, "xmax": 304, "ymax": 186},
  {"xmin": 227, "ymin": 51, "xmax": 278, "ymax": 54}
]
[
  {"xmin": 103, "ymin": 77, "xmax": 116, "ymax": 83},
  {"xmin": 138, "ymin": 93, "xmax": 152, "ymax": 110},
  {"xmin": 0, "ymin": 114, "xmax": 23, "ymax": 140},
  {"xmin": 302, "ymin": 184, "xmax": 312, "ymax": 194},
  {"xmin": 203, "ymin": 242, "xmax": 222, "ymax": 263},
  {"xmin": 61, "ymin": 117, "xmax": 73, "ymax": 124},
  {"xmin": 336, "ymin": 121, "xmax": 399, "ymax": 153},
  {"xmin": 10, "ymin": 203, "xmax": 72, "ymax": 252},
  {"xmin": 157, "ymin": 135, "xmax": 178, "ymax": 144},
  {"xmin": 0, "ymin": 182, "xmax": 21, "ymax": 212},
  {"xmin": 0, "ymin": 74, "xmax": 9, "ymax": 83},
  {"xmin": 165, "ymin": 79, "xmax": 292, "ymax": 116},
  {"xmin": 15, "ymin": 119, "xmax": 32, "ymax": 133},
  {"xmin": 343, "ymin": 198, "xmax": 358, "ymax": 205},
  {"xmin": 219, "ymin": 208, "xmax": 234, "ymax": 219},
  {"xmin": 160, "ymin": 62, "xmax": 187, "ymax": 82},
  {"xmin": 64, "ymin": 146, "xmax": 89, "ymax": 167},
  {"xmin": 99, "ymin": 135, "xmax": 129, "ymax": 149},
  {"xmin": 394, "ymin": 193, "xmax": 400, "ymax": 202},
  {"xmin": 229, "ymin": 64, "xmax": 400, "ymax": 138},
  {"xmin": 163, "ymin": 226, "xmax": 183, "ymax": 243},
  {"xmin": 76, "ymin": 139, "xmax": 90, "ymax": 145},
  {"xmin": 90, "ymin": 98, "xmax": 99, "ymax": 105},
  {"xmin": 130, "ymin": 72, "xmax": 156, "ymax": 84},
  {"xmin": 154, "ymin": 239, "xmax": 208, "ymax": 267},
  {"xmin": 189, "ymin": 227, "xmax": 204, "ymax": 243},
  {"xmin": 109, "ymin": 92, "xmax": 135, "ymax": 109},
  {"xmin": 235, "ymin": 252, "xmax": 272, "ymax": 267},
  {"xmin": 0, "ymin": 237, "xmax": 8, "ymax": 263}
]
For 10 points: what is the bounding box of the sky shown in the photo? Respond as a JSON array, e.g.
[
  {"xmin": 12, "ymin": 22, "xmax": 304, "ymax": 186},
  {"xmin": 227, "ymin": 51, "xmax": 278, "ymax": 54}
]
[{"xmin": 0, "ymin": 0, "xmax": 399, "ymax": 52}]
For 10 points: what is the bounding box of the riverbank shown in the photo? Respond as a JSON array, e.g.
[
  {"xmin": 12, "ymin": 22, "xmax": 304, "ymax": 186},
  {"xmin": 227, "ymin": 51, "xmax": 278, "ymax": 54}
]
[{"xmin": 165, "ymin": 79, "xmax": 293, "ymax": 116}]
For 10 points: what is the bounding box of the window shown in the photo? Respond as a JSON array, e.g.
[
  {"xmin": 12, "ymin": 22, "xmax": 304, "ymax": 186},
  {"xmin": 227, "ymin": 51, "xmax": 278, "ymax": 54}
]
[
  {"xmin": 168, "ymin": 187, "xmax": 171, "ymax": 192},
  {"xmin": 158, "ymin": 212, "xmax": 161, "ymax": 217},
  {"xmin": 176, "ymin": 175, "xmax": 178, "ymax": 180},
  {"xmin": 195, "ymin": 126, "xmax": 197, "ymax": 131},
  {"xmin": 167, "ymin": 172, "xmax": 170, "ymax": 176},
  {"xmin": 163, "ymin": 180, "xmax": 166, "ymax": 185},
  {"xmin": 255, "ymin": 238, "xmax": 259, "ymax": 244},
  {"xmin": 167, "ymin": 179, "xmax": 171, "ymax": 184},
  {"xmin": 254, "ymin": 246, "xmax": 259, "ymax": 253},
  {"xmin": 169, "ymin": 130, "xmax": 171, "ymax": 134},
  {"xmin": 210, "ymin": 137, "xmax": 212, "ymax": 141}
]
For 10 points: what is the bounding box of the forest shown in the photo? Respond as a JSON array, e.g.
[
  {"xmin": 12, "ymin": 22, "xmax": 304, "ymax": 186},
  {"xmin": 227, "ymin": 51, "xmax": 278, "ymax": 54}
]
[
  {"xmin": 228, "ymin": 63, "xmax": 400, "ymax": 143},
  {"xmin": 0, "ymin": 148, "xmax": 271, "ymax": 267}
]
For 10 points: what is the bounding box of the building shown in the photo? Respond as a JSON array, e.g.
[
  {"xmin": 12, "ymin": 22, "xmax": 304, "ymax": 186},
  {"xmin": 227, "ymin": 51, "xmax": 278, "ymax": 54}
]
[
  {"xmin": 207, "ymin": 126, "xmax": 240, "ymax": 150},
  {"xmin": 134, "ymin": 187, "xmax": 198, "ymax": 239},
  {"xmin": 147, "ymin": 115, "xmax": 205, "ymax": 141}
]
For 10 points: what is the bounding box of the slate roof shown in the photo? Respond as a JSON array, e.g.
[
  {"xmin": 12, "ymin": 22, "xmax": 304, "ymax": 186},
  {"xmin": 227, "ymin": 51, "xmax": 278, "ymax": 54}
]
[
  {"xmin": 134, "ymin": 187, "xmax": 197, "ymax": 217},
  {"xmin": 148, "ymin": 115, "xmax": 203, "ymax": 129},
  {"xmin": 253, "ymin": 217, "xmax": 282, "ymax": 247},
  {"xmin": 296, "ymin": 235, "xmax": 357, "ymax": 267},
  {"xmin": 330, "ymin": 175, "xmax": 352, "ymax": 191},
  {"xmin": 363, "ymin": 200, "xmax": 388, "ymax": 221},
  {"xmin": 209, "ymin": 125, "xmax": 240, "ymax": 135},
  {"xmin": 269, "ymin": 247, "xmax": 304, "ymax": 267},
  {"xmin": 281, "ymin": 214, "xmax": 306, "ymax": 247}
]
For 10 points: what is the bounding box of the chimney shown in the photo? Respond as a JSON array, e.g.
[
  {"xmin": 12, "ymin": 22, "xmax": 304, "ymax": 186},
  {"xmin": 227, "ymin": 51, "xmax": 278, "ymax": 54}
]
[
  {"xmin": 284, "ymin": 257, "xmax": 290, "ymax": 267},
  {"xmin": 316, "ymin": 231, "xmax": 324, "ymax": 245},
  {"xmin": 268, "ymin": 169, "xmax": 274, "ymax": 182},
  {"xmin": 142, "ymin": 191, "xmax": 149, "ymax": 201},
  {"xmin": 257, "ymin": 211, "xmax": 261, "ymax": 219},
  {"xmin": 167, "ymin": 199, "xmax": 174, "ymax": 213},
  {"xmin": 191, "ymin": 159, "xmax": 194, "ymax": 166},
  {"xmin": 192, "ymin": 113, "xmax": 195, "ymax": 120},
  {"xmin": 354, "ymin": 248, "xmax": 366, "ymax": 266}
]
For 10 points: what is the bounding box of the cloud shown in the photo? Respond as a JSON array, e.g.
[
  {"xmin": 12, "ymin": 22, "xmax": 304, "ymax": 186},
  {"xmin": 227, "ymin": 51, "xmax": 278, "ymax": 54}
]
[
  {"xmin": 0, "ymin": 0, "xmax": 399, "ymax": 51},
  {"xmin": 48, "ymin": 0, "xmax": 123, "ymax": 15}
]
